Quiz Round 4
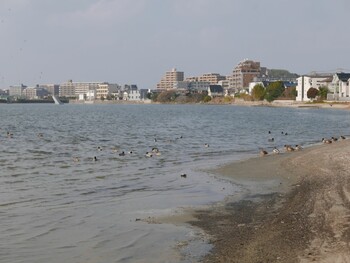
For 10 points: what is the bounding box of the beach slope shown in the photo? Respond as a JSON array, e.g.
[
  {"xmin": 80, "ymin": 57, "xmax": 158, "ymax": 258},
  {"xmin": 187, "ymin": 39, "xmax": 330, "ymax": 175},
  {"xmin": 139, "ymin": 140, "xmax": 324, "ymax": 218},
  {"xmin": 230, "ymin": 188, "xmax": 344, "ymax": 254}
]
[{"xmin": 191, "ymin": 140, "xmax": 350, "ymax": 262}]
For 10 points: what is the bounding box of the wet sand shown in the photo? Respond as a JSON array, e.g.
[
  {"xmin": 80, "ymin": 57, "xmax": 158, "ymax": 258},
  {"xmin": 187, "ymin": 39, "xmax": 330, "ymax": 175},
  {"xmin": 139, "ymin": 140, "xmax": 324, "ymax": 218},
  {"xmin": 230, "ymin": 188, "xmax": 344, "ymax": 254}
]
[{"xmin": 189, "ymin": 139, "xmax": 350, "ymax": 262}]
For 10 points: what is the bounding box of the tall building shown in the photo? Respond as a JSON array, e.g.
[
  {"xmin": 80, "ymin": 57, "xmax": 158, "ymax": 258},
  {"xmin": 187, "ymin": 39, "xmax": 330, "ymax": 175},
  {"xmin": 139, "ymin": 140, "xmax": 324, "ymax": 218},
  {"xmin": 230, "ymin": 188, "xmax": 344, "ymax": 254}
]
[
  {"xmin": 230, "ymin": 59, "xmax": 261, "ymax": 91},
  {"xmin": 156, "ymin": 68, "xmax": 184, "ymax": 89}
]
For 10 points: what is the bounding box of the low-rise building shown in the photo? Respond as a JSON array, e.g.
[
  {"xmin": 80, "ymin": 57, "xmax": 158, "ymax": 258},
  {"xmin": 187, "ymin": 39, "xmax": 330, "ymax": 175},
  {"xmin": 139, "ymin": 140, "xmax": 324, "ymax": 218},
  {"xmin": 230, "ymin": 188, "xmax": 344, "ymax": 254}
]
[
  {"xmin": 96, "ymin": 83, "xmax": 120, "ymax": 99},
  {"xmin": 23, "ymin": 87, "xmax": 49, "ymax": 99},
  {"xmin": 296, "ymin": 74, "xmax": 332, "ymax": 102},
  {"xmin": 329, "ymin": 73, "xmax": 350, "ymax": 101},
  {"xmin": 208, "ymin": 85, "xmax": 224, "ymax": 98}
]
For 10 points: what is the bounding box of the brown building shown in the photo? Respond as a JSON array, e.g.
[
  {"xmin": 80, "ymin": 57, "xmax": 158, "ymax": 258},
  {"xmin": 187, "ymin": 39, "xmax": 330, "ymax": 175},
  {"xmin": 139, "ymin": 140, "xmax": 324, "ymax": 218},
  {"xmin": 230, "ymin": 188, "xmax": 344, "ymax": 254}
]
[
  {"xmin": 157, "ymin": 68, "xmax": 184, "ymax": 89},
  {"xmin": 230, "ymin": 59, "xmax": 261, "ymax": 91},
  {"xmin": 198, "ymin": 73, "xmax": 226, "ymax": 85}
]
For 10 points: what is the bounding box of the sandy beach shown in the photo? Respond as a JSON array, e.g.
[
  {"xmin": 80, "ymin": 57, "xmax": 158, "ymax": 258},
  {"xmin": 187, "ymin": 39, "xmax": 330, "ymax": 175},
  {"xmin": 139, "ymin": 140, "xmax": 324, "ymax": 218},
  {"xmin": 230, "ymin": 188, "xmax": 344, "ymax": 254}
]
[{"xmin": 189, "ymin": 139, "xmax": 350, "ymax": 262}]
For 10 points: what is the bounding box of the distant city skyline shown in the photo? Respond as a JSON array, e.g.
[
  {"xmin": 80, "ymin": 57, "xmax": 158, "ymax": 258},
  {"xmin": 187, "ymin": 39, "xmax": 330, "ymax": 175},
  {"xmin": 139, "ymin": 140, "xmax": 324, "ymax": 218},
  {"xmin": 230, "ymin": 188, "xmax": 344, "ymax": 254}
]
[{"xmin": 0, "ymin": 0, "xmax": 350, "ymax": 89}]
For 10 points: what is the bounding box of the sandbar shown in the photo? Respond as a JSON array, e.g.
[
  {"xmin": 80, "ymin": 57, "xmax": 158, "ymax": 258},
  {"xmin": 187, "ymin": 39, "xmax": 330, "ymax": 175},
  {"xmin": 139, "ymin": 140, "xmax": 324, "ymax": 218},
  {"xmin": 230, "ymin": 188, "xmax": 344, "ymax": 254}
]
[{"xmin": 190, "ymin": 139, "xmax": 350, "ymax": 262}]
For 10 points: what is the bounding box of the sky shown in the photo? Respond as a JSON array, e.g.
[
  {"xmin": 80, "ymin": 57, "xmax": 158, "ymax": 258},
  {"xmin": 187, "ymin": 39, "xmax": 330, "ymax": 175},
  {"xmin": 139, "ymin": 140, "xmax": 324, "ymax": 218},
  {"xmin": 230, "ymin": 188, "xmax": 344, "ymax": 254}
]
[{"xmin": 0, "ymin": 0, "xmax": 349, "ymax": 89}]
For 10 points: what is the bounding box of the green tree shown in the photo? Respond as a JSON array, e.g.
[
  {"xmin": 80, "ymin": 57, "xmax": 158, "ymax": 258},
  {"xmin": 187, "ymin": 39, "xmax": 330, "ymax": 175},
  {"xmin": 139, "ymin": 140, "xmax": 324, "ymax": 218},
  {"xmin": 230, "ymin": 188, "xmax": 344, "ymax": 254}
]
[
  {"xmin": 251, "ymin": 84, "xmax": 265, "ymax": 101},
  {"xmin": 203, "ymin": 95, "xmax": 212, "ymax": 103},
  {"xmin": 264, "ymin": 81, "xmax": 285, "ymax": 102},
  {"xmin": 318, "ymin": 86, "xmax": 329, "ymax": 100},
  {"xmin": 307, "ymin": 87, "xmax": 319, "ymax": 100},
  {"xmin": 282, "ymin": 87, "xmax": 297, "ymax": 99}
]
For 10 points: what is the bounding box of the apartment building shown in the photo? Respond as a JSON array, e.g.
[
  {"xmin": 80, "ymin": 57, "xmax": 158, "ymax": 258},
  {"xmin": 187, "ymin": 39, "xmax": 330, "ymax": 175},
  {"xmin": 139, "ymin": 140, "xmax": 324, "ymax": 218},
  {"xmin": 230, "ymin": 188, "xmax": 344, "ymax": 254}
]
[
  {"xmin": 9, "ymin": 84, "xmax": 26, "ymax": 98},
  {"xmin": 157, "ymin": 68, "xmax": 184, "ymax": 89},
  {"xmin": 39, "ymin": 84, "xmax": 59, "ymax": 96},
  {"xmin": 96, "ymin": 83, "xmax": 120, "ymax": 99},
  {"xmin": 23, "ymin": 87, "xmax": 49, "ymax": 99},
  {"xmin": 296, "ymin": 74, "xmax": 332, "ymax": 102},
  {"xmin": 198, "ymin": 73, "xmax": 226, "ymax": 84},
  {"xmin": 59, "ymin": 80, "xmax": 105, "ymax": 98},
  {"xmin": 230, "ymin": 59, "xmax": 261, "ymax": 91},
  {"xmin": 59, "ymin": 80, "xmax": 76, "ymax": 97}
]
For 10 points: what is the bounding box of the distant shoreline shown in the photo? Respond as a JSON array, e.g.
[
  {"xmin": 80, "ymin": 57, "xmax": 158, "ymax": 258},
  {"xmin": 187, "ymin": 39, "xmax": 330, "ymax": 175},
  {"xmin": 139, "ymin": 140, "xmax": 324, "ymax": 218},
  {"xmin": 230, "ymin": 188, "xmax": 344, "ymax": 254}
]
[{"xmin": 2, "ymin": 99, "xmax": 350, "ymax": 110}]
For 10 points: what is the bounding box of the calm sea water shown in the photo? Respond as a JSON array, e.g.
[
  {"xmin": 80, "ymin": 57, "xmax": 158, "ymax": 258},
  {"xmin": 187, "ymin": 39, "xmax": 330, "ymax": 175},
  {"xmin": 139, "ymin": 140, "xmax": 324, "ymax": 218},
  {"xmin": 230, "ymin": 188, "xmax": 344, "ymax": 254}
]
[{"xmin": 1, "ymin": 104, "xmax": 350, "ymax": 263}]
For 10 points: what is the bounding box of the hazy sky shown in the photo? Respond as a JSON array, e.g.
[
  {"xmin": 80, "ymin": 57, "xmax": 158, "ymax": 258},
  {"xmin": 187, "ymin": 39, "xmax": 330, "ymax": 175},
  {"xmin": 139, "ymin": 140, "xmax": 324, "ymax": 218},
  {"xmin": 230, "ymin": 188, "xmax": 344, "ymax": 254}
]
[{"xmin": 0, "ymin": 0, "xmax": 349, "ymax": 89}]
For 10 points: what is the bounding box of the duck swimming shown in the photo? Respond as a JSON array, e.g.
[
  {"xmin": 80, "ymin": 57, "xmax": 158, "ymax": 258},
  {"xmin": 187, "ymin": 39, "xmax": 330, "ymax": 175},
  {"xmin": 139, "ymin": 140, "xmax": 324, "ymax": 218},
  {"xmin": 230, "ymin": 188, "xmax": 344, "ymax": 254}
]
[{"xmin": 145, "ymin": 152, "xmax": 153, "ymax": 158}]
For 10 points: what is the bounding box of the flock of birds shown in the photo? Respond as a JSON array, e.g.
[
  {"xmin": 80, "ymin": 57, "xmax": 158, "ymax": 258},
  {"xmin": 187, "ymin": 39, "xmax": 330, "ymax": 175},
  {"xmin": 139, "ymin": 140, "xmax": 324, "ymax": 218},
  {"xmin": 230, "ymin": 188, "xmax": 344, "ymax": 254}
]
[
  {"xmin": 3, "ymin": 128, "xmax": 347, "ymax": 177},
  {"xmin": 259, "ymin": 130, "xmax": 347, "ymax": 157}
]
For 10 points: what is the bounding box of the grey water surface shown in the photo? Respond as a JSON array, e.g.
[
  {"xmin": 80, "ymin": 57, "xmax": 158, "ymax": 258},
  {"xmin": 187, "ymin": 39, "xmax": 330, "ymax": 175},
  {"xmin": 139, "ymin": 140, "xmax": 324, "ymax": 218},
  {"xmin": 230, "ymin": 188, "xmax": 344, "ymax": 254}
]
[{"xmin": 0, "ymin": 104, "xmax": 349, "ymax": 263}]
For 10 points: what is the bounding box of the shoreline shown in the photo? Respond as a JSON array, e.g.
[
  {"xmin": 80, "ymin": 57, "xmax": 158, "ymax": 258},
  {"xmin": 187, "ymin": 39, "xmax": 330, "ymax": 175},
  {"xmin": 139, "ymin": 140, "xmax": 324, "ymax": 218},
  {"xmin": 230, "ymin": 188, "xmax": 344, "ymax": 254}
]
[{"xmin": 187, "ymin": 139, "xmax": 350, "ymax": 262}]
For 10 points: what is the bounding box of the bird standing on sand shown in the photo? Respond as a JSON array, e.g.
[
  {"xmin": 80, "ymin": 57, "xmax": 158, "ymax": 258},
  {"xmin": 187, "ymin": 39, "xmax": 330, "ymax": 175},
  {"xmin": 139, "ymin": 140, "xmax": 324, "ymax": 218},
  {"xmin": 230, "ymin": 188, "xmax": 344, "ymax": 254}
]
[
  {"xmin": 295, "ymin": 145, "xmax": 303, "ymax": 151},
  {"xmin": 322, "ymin": 138, "xmax": 332, "ymax": 144},
  {"xmin": 272, "ymin": 147, "xmax": 280, "ymax": 154},
  {"xmin": 284, "ymin": 145, "xmax": 295, "ymax": 152},
  {"xmin": 260, "ymin": 149, "xmax": 268, "ymax": 156}
]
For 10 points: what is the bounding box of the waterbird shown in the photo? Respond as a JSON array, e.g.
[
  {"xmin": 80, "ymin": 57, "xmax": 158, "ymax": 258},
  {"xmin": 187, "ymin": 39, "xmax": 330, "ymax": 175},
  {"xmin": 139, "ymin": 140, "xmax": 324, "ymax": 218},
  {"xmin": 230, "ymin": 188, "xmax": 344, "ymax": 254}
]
[
  {"xmin": 119, "ymin": 151, "xmax": 125, "ymax": 156},
  {"xmin": 37, "ymin": 133, "xmax": 44, "ymax": 138},
  {"xmin": 7, "ymin": 131, "xmax": 13, "ymax": 138},
  {"xmin": 111, "ymin": 147, "xmax": 119, "ymax": 153},
  {"xmin": 331, "ymin": 136, "xmax": 338, "ymax": 142},
  {"xmin": 284, "ymin": 145, "xmax": 295, "ymax": 152},
  {"xmin": 151, "ymin": 147, "xmax": 159, "ymax": 153},
  {"xmin": 93, "ymin": 156, "xmax": 98, "ymax": 161},
  {"xmin": 268, "ymin": 138, "xmax": 274, "ymax": 142},
  {"xmin": 97, "ymin": 146, "xmax": 103, "ymax": 151},
  {"xmin": 322, "ymin": 138, "xmax": 332, "ymax": 144},
  {"xmin": 260, "ymin": 149, "xmax": 268, "ymax": 156},
  {"xmin": 295, "ymin": 145, "xmax": 303, "ymax": 151},
  {"xmin": 180, "ymin": 174, "xmax": 187, "ymax": 178},
  {"xmin": 145, "ymin": 152, "xmax": 153, "ymax": 158},
  {"xmin": 204, "ymin": 143, "xmax": 209, "ymax": 148},
  {"xmin": 272, "ymin": 147, "xmax": 280, "ymax": 154},
  {"xmin": 73, "ymin": 157, "xmax": 80, "ymax": 162},
  {"xmin": 341, "ymin": 135, "xmax": 346, "ymax": 140}
]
